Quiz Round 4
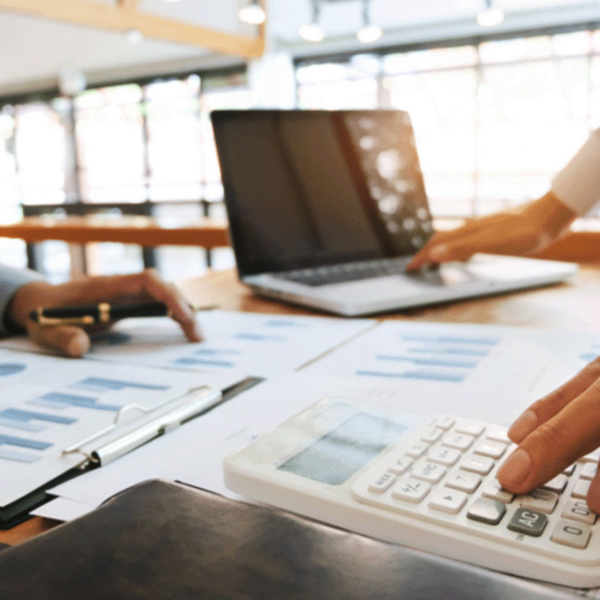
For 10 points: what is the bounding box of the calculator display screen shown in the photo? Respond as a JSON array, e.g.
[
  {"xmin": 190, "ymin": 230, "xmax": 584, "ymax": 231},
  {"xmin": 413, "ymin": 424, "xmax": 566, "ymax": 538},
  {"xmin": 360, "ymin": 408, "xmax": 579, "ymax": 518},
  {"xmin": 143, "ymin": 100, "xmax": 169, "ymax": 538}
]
[{"xmin": 278, "ymin": 412, "xmax": 408, "ymax": 486}]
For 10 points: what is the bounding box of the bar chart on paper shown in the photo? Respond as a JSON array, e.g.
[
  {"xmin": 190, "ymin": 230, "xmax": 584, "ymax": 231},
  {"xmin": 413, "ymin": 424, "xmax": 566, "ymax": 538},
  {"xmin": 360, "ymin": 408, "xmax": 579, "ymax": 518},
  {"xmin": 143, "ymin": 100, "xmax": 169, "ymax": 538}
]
[
  {"xmin": 0, "ymin": 348, "xmax": 241, "ymax": 509},
  {"xmin": 305, "ymin": 321, "xmax": 592, "ymax": 414},
  {"xmin": 66, "ymin": 311, "xmax": 375, "ymax": 377}
]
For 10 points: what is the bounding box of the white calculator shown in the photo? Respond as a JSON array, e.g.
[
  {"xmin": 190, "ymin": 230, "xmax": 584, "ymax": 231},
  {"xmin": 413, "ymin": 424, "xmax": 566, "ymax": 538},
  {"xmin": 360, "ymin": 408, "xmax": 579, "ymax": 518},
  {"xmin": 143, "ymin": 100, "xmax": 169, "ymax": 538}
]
[{"xmin": 224, "ymin": 397, "xmax": 600, "ymax": 588}]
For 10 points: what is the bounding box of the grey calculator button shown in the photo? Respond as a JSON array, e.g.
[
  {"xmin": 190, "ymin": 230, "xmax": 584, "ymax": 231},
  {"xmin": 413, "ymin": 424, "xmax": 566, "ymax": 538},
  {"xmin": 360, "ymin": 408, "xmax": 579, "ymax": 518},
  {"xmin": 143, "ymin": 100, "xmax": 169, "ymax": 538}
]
[
  {"xmin": 474, "ymin": 440, "xmax": 506, "ymax": 460},
  {"xmin": 411, "ymin": 463, "xmax": 446, "ymax": 484},
  {"xmin": 541, "ymin": 474, "xmax": 568, "ymax": 494},
  {"xmin": 368, "ymin": 472, "xmax": 397, "ymax": 494},
  {"xmin": 507, "ymin": 508, "xmax": 548, "ymax": 537},
  {"xmin": 581, "ymin": 463, "xmax": 598, "ymax": 480},
  {"xmin": 562, "ymin": 499, "xmax": 598, "ymax": 525},
  {"xmin": 388, "ymin": 457, "xmax": 413, "ymax": 476},
  {"xmin": 460, "ymin": 456, "xmax": 494, "ymax": 476},
  {"xmin": 481, "ymin": 479, "xmax": 514, "ymax": 504},
  {"xmin": 445, "ymin": 471, "xmax": 481, "ymax": 494},
  {"xmin": 392, "ymin": 479, "xmax": 430, "ymax": 504},
  {"xmin": 520, "ymin": 489, "xmax": 558, "ymax": 515},
  {"xmin": 406, "ymin": 442, "xmax": 429, "ymax": 459},
  {"xmin": 551, "ymin": 520, "xmax": 592, "ymax": 550},
  {"xmin": 467, "ymin": 498, "xmax": 506, "ymax": 525},
  {"xmin": 428, "ymin": 447, "xmax": 461, "ymax": 467},
  {"xmin": 572, "ymin": 479, "xmax": 591, "ymax": 499},
  {"xmin": 442, "ymin": 433, "xmax": 474, "ymax": 451}
]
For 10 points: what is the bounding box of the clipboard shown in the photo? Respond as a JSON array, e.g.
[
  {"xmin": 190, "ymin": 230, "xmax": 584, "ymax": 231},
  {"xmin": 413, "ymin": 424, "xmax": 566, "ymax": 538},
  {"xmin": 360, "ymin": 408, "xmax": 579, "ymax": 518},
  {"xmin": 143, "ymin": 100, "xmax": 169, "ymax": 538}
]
[{"xmin": 0, "ymin": 377, "xmax": 262, "ymax": 529}]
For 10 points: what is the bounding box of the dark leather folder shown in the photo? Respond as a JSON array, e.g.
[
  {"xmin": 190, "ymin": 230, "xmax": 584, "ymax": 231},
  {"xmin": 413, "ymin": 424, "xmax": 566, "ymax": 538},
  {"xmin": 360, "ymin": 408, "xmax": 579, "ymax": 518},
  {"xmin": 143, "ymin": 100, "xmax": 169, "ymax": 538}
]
[{"xmin": 0, "ymin": 480, "xmax": 575, "ymax": 599}]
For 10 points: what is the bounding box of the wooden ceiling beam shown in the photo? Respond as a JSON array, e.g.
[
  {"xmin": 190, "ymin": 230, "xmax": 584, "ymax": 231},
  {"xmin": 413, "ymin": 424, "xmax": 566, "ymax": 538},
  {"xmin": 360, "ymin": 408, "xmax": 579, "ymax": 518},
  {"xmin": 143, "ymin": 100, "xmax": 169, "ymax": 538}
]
[{"xmin": 0, "ymin": 0, "xmax": 265, "ymax": 59}]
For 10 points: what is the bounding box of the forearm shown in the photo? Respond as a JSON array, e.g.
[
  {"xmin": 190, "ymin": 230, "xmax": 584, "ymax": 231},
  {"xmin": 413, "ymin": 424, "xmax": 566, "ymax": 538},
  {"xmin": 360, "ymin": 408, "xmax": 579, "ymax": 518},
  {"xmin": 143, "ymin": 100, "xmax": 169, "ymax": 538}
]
[{"xmin": 0, "ymin": 266, "xmax": 45, "ymax": 335}]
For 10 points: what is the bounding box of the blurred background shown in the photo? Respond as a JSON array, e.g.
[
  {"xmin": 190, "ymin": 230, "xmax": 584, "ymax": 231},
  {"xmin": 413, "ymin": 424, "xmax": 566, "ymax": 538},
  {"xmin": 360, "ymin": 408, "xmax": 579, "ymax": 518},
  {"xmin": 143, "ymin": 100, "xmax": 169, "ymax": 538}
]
[{"xmin": 1, "ymin": 0, "xmax": 599, "ymax": 282}]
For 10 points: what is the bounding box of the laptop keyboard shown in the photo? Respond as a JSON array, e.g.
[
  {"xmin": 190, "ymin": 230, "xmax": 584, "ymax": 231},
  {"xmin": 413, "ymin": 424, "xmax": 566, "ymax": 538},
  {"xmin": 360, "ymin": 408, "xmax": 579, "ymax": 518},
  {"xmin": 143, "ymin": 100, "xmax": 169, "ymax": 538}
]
[{"xmin": 273, "ymin": 257, "xmax": 413, "ymax": 287}]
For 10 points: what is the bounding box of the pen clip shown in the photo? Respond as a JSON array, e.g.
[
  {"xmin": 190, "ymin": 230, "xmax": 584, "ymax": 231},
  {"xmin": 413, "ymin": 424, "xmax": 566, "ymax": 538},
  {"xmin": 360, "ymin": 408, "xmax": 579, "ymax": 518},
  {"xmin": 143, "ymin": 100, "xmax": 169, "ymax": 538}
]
[{"xmin": 37, "ymin": 311, "xmax": 96, "ymax": 327}]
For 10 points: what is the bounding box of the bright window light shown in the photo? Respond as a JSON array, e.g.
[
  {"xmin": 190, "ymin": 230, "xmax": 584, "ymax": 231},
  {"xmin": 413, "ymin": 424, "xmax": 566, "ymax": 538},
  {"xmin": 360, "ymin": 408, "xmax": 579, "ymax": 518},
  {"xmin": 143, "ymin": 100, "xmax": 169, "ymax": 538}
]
[
  {"xmin": 299, "ymin": 23, "xmax": 325, "ymax": 43},
  {"xmin": 357, "ymin": 25, "xmax": 383, "ymax": 44},
  {"xmin": 239, "ymin": 2, "xmax": 267, "ymax": 25}
]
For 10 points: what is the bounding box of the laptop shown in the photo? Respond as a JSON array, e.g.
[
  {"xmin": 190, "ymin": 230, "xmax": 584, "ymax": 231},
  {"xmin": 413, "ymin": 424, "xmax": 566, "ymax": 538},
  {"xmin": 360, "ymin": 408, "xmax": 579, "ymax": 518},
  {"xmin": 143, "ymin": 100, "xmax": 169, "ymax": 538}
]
[{"xmin": 211, "ymin": 109, "xmax": 577, "ymax": 317}]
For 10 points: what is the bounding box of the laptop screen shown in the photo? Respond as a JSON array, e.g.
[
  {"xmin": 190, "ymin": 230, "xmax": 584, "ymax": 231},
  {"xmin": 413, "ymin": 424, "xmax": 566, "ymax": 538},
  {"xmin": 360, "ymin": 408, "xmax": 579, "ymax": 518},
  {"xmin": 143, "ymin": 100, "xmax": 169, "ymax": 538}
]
[{"xmin": 211, "ymin": 110, "xmax": 433, "ymax": 277}]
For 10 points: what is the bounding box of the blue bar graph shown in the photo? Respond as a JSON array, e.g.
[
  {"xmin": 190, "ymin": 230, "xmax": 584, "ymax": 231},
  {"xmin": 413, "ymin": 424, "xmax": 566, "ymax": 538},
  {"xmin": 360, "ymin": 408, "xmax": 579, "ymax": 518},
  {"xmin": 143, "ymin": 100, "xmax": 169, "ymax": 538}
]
[
  {"xmin": 0, "ymin": 434, "xmax": 52, "ymax": 451},
  {"xmin": 234, "ymin": 333, "xmax": 286, "ymax": 342},
  {"xmin": 407, "ymin": 347, "xmax": 489, "ymax": 357},
  {"xmin": 0, "ymin": 409, "xmax": 76, "ymax": 432},
  {"xmin": 194, "ymin": 348, "xmax": 241, "ymax": 356},
  {"xmin": 175, "ymin": 357, "xmax": 234, "ymax": 368},
  {"xmin": 73, "ymin": 377, "xmax": 170, "ymax": 393},
  {"xmin": 264, "ymin": 319, "xmax": 308, "ymax": 328},
  {"xmin": 0, "ymin": 448, "xmax": 41, "ymax": 463},
  {"xmin": 0, "ymin": 363, "xmax": 26, "ymax": 377},
  {"xmin": 377, "ymin": 355, "xmax": 478, "ymax": 369},
  {"xmin": 356, "ymin": 370, "xmax": 466, "ymax": 383},
  {"xmin": 401, "ymin": 335, "xmax": 499, "ymax": 345},
  {"xmin": 31, "ymin": 392, "xmax": 121, "ymax": 412}
]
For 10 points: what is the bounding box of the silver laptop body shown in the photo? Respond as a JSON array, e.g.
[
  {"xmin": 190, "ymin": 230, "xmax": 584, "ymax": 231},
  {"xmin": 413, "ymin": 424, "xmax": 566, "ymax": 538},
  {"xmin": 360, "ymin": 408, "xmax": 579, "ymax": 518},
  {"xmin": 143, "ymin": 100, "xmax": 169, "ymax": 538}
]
[{"xmin": 211, "ymin": 110, "xmax": 577, "ymax": 317}]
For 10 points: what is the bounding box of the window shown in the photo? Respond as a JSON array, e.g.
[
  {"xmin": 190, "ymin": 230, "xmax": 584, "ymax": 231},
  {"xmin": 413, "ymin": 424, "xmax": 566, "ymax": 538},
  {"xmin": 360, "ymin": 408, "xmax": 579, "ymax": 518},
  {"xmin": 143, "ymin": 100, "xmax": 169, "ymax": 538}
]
[{"xmin": 296, "ymin": 29, "xmax": 600, "ymax": 219}]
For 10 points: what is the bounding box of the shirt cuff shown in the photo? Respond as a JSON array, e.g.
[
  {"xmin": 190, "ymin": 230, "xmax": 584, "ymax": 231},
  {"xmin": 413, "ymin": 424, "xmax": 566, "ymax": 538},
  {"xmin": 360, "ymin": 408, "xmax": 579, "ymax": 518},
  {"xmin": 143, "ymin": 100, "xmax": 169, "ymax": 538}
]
[
  {"xmin": 551, "ymin": 128, "xmax": 600, "ymax": 216},
  {"xmin": 0, "ymin": 267, "xmax": 45, "ymax": 335}
]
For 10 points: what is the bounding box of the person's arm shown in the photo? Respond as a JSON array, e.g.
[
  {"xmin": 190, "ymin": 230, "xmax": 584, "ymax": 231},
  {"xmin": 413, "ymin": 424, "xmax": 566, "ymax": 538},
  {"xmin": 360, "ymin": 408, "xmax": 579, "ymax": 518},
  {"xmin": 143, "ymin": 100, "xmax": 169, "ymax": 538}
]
[
  {"xmin": 497, "ymin": 357, "xmax": 600, "ymax": 514},
  {"xmin": 4, "ymin": 269, "xmax": 201, "ymax": 357},
  {"xmin": 407, "ymin": 128, "xmax": 600, "ymax": 271},
  {"xmin": 0, "ymin": 265, "xmax": 45, "ymax": 334}
]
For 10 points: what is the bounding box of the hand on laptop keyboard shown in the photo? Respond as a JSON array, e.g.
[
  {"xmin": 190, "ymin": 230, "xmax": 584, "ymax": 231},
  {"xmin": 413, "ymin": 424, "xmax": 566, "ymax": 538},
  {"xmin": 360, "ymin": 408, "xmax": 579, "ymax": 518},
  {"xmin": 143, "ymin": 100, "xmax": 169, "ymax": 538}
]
[{"xmin": 406, "ymin": 192, "xmax": 577, "ymax": 272}]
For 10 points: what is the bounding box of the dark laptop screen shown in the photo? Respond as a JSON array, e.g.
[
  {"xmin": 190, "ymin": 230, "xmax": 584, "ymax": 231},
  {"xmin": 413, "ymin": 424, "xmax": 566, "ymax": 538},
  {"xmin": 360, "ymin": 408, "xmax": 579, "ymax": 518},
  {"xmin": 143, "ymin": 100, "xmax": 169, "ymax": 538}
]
[{"xmin": 211, "ymin": 110, "xmax": 433, "ymax": 277}]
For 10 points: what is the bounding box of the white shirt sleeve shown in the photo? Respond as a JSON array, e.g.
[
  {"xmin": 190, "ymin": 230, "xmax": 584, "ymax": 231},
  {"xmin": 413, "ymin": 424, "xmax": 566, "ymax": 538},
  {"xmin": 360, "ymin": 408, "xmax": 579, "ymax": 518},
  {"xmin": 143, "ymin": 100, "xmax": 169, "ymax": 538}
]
[{"xmin": 551, "ymin": 128, "xmax": 600, "ymax": 216}]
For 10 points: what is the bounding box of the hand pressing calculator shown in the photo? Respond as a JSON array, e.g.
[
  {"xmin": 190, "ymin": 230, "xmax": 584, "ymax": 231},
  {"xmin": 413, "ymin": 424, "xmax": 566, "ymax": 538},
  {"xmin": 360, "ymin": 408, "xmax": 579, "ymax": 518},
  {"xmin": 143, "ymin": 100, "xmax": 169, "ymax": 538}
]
[{"xmin": 224, "ymin": 397, "xmax": 600, "ymax": 588}]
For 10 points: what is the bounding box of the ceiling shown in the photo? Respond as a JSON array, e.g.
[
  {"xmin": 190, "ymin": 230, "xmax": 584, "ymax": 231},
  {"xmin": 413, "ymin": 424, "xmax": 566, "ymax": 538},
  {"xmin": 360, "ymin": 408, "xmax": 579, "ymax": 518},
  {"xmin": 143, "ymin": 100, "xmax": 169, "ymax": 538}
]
[{"xmin": 0, "ymin": 0, "xmax": 599, "ymax": 95}]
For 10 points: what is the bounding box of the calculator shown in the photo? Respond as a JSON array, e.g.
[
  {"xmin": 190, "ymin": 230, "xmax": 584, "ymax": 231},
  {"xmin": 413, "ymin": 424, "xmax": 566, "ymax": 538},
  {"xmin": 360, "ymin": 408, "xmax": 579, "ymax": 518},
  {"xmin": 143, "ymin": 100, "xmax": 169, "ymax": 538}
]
[{"xmin": 223, "ymin": 397, "xmax": 600, "ymax": 588}]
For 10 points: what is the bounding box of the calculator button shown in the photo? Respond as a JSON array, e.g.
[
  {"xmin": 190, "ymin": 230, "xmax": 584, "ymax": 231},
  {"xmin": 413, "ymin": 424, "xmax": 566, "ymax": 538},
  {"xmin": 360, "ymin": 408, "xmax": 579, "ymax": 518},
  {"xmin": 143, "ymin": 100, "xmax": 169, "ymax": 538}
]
[
  {"xmin": 411, "ymin": 463, "xmax": 446, "ymax": 484},
  {"xmin": 467, "ymin": 498, "xmax": 506, "ymax": 525},
  {"xmin": 368, "ymin": 472, "xmax": 397, "ymax": 494},
  {"xmin": 433, "ymin": 416, "xmax": 455, "ymax": 431},
  {"xmin": 582, "ymin": 449, "xmax": 600, "ymax": 463},
  {"xmin": 392, "ymin": 480, "xmax": 430, "ymax": 504},
  {"xmin": 406, "ymin": 443, "xmax": 429, "ymax": 459},
  {"xmin": 460, "ymin": 456, "xmax": 494, "ymax": 476},
  {"xmin": 474, "ymin": 440, "xmax": 506, "ymax": 460},
  {"xmin": 445, "ymin": 471, "xmax": 481, "ymax": 494},
  {"xmin": 507, "ymin": 508, "xmax": 548, "ymax": 537},
  {"xmin": 442, "ymin": 434, "xmax": 474, "ymax": 451},
  {"xmin": 520, "ymin": 489, "xmax": 558, "ymax": 515},
  {"xmin": 581, "ymin": 463, "xmax": 598, "ymax": 480},
  {"xmin": 562, "ymin": 464, "xmax": 576, "ymax": 476},
  {"xmin": 421, "ymin": 428, "xmax": 443, "ymax": 444},
  {"xmin": 387, "ymin": 457, "xmax": 413, "ymax": 476},
  {"xmin": 486, "ymin": 429, "xmax": 510, "ymax": 444},
  {"xmin": 428, "ymin": 448, "xmax": 460, "ymax": 467},
  {"xmin": 541, "ymin": 474, "xmax": 568, "ymax": 494},
  {"xmin": 562, "ymin": 499, "xmax": 598, "ymax": 525},
  {"xmin": 428, "ymin": 490, "xmax": 468, "ymax": 514},
  {"xmin": 572, "ymin": 479, "xmax": 591, "ymax": 499},
  {"xmin": 551, "ymin": 520, "xmax": 592, "ymax": 550},
  {"xmin": 481, "ymin": 479, "xmax": 514, "ymax": 504},
  {"xmin": 455, "ymin": 422, "xmax": 485, "ymax": 437}
]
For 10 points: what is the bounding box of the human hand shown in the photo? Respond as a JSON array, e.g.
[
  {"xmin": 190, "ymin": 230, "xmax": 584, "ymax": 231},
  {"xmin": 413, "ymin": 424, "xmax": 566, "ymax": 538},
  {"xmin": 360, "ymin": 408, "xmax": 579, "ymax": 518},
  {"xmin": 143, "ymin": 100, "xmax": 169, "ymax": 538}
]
[
  {"xmin": 6, "ymin": 270, "xmax": 201, "ymax": 358},
  {"xmin": 406, "ymin": 192, "xmax": 577, "ymax": 271},
  {"xmin": 497, "ymin": 357, "xmax": 600, "ymax": 513}
]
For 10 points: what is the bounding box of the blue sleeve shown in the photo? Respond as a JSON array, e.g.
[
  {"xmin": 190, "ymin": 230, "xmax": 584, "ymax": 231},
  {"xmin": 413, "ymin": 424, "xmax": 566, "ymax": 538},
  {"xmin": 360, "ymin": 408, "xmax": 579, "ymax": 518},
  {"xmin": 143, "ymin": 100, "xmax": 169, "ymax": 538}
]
[{"xmin": 0, "ymin": 265, "xmax": 45, "ymax": 335}]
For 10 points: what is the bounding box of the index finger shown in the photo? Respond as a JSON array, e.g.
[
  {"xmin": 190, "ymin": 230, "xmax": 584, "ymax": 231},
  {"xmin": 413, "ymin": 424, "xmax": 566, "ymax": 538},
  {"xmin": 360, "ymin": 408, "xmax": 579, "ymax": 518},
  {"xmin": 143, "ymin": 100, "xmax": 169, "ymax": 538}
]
[{"xmin": 497, "ymin": 376, "xmax": 600, "ymax": 495}]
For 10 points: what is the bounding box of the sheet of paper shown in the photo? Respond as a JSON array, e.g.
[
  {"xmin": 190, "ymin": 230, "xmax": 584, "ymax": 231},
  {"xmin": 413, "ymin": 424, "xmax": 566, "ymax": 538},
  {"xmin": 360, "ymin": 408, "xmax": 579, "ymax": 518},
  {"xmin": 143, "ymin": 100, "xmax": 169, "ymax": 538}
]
[
  {"xmin": 48, "ymin": 360, "xmax": 561, "ymax": 511},
  {"xmin": 0, "ymin": 348, "xmax": 245, "ymax": 507},
  {"xmin": 32, "ymin": 497, "xmax": 95, "ymax": 521},
  {"xmin": 0, "ymin": 310, "xmax": 375, "ymax": 378},
  {"xmin": 304, "ymin": 321, "xmax": 600, "ymax": 413}
]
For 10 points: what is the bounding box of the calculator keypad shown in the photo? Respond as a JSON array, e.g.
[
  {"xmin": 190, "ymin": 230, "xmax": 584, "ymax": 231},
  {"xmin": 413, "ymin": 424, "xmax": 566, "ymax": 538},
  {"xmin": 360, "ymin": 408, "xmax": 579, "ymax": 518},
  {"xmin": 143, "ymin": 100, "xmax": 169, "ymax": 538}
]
[{"xmin": 352, "ymin": 415, "xmax": 600, "ymax": 561}]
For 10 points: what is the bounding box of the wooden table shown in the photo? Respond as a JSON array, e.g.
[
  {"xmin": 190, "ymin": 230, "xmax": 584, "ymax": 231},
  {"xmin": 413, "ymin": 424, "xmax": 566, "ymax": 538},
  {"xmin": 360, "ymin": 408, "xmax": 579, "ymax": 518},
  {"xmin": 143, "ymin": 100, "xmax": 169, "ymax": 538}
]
[
  {"xmin": 0, "ymin": 215, "xmax": 230, "ymax": 247},
  {"xmin": 3, "ymin": 263, "xmax": 600, "ymax": 546}
]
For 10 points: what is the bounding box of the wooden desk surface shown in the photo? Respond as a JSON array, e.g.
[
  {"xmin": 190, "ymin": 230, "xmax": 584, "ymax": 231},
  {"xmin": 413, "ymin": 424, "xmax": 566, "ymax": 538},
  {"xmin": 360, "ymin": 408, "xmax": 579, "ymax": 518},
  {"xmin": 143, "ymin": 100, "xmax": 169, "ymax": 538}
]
[
  {"xmin": 3, "ymin": 263, "xmax": 600, "ymax": 546},
  {"xmin": 0, "ymin": 215, "xmax": 230, "ymax": 248}
]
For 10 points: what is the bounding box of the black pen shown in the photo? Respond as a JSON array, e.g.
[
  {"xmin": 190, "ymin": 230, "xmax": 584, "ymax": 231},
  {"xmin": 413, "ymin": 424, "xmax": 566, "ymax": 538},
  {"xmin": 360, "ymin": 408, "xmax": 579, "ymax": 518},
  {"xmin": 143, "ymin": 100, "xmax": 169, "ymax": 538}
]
[{"xmin": 29, "ymin": 302, "xmax": 172, "ymax": 327}]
